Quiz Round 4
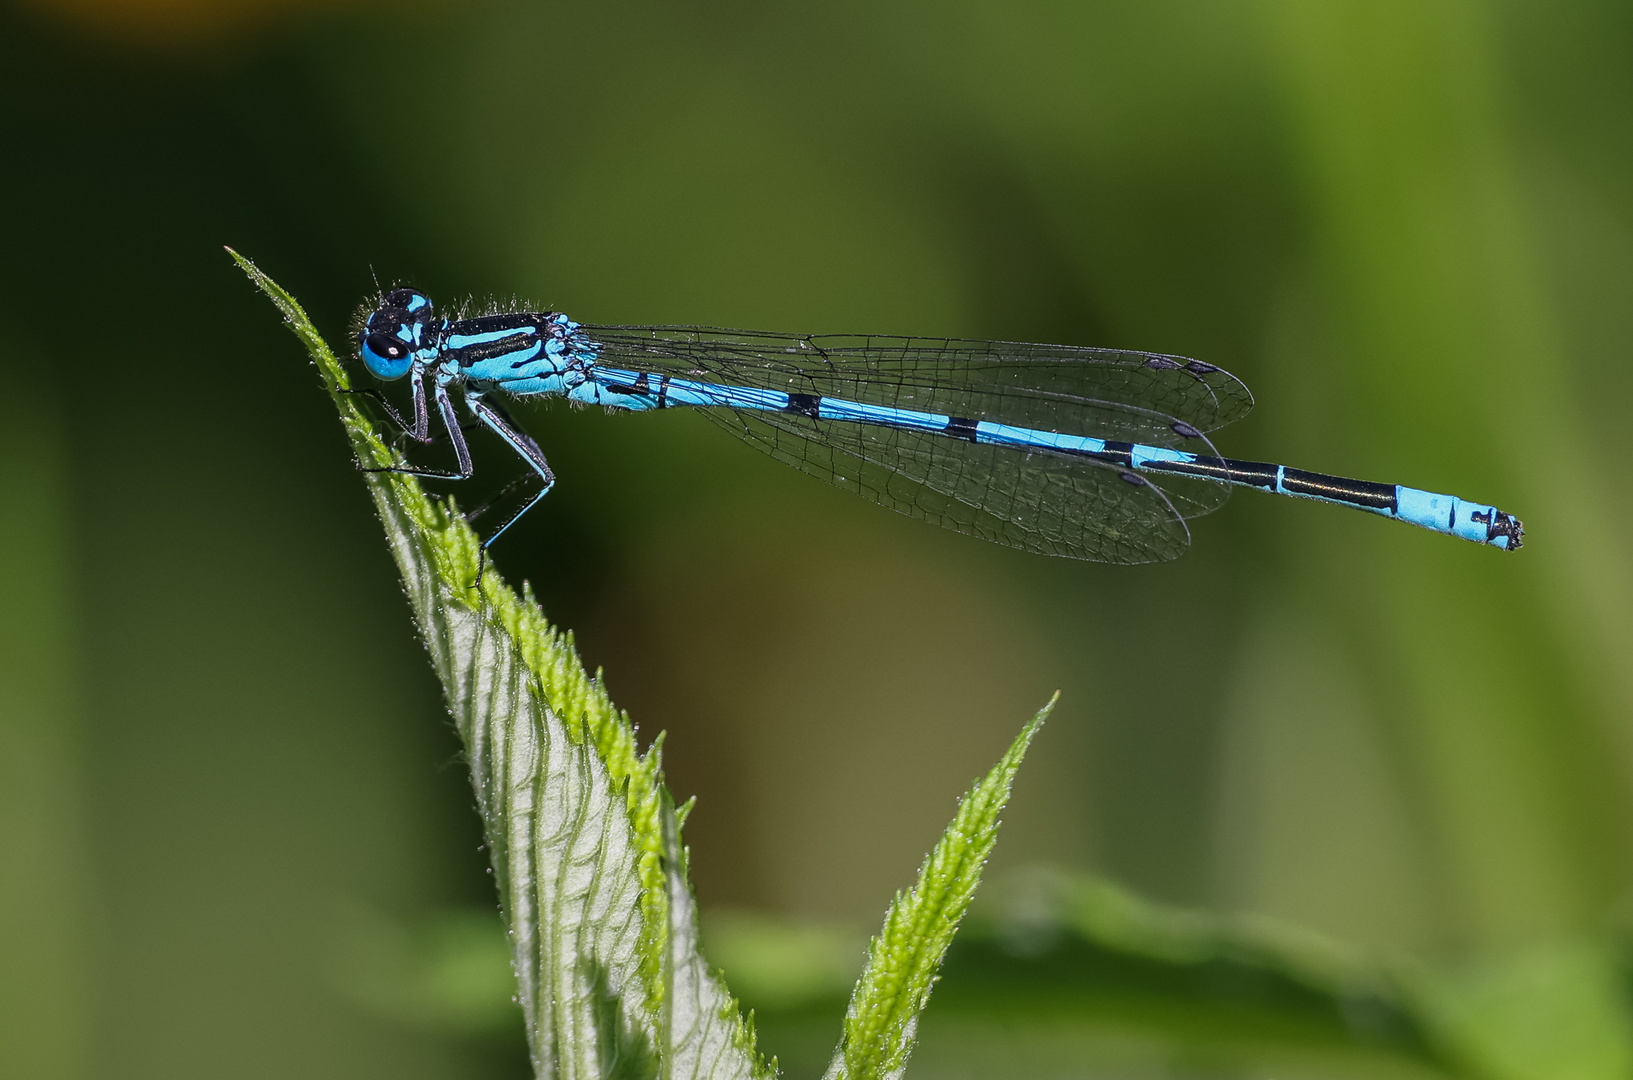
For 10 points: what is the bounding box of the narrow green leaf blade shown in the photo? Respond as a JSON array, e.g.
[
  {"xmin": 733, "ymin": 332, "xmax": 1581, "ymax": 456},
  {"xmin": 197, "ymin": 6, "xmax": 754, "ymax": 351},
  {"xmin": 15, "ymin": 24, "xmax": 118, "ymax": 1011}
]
[
  {"xmin": 231, "ymin": 251, "xmax": 771, "ymax": 1080},
  {"xmin": 824, "ymin": 699, "xmax": 1052, "ymax": 1080}
]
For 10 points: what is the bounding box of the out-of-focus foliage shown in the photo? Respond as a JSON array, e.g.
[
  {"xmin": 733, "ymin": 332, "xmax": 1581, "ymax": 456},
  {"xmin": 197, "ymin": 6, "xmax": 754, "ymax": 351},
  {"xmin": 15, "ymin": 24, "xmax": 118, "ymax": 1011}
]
[
  {"xmin": 3, "ymin": 0, "xmax": 1632, "ymax": 1078},
  {"xmin": 336, "ymin": 867, "xmax": 1633, "ymax": 1079}
]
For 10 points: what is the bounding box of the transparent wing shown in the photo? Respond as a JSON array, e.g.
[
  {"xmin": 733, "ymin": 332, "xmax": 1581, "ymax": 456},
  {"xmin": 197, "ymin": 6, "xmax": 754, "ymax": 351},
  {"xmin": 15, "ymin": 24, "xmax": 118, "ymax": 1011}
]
[
  {"xmin": 580, "ymin": 326, "xmax": 1253, "ymax": 563},
  {"xmin": 581, "ymin": 326, "xmax": 1253, "ymax": 434},
  {"xmin": 709, "ymin": 406, "xmax": 1198, "ymax": 562}
]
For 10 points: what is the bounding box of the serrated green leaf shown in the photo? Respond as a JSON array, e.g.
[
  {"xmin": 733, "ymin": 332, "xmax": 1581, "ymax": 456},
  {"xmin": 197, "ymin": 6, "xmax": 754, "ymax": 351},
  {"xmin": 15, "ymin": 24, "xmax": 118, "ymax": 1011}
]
[
  {"xmin": 230, "ymin": 250, "xmax": 772, "ymax": 1080},
  {"xmin": 822, "ymin": 699, "xmax": 1051, "ymax": 1080}
]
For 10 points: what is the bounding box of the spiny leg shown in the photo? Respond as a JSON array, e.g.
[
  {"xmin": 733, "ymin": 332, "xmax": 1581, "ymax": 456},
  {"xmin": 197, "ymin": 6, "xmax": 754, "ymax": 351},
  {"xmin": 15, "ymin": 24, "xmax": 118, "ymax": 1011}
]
[
  {"xmin": 463, "ymin": 393, "xmax": 556, "ymax": 553},
  {"xmin": 339, "ymin": 371, "xmax": 435, "ymax": 445},
  {"xmin": 462, "ymin": 469, "xmax": 541, "ymax": 527},
  {"xmin": 361, "ymin": 378, "xmax": 474, "ymax": 482}
]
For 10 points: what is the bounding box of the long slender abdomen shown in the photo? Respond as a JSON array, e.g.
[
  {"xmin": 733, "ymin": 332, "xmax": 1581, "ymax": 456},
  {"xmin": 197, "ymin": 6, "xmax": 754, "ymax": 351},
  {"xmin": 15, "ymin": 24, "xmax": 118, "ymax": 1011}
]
[
  {"xmin": 1141, "ymin": 455, "xmax": 1523, "ymax": 550},
  {"xmin": 581, "ymin": 367, "xmax": 1524, "ymax": 550}
]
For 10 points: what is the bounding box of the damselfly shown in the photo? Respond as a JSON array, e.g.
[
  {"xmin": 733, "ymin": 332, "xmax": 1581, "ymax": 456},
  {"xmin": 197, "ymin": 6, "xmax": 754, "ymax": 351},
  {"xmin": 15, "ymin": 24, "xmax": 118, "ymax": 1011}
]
[{"xmin": 353, "ymin": 289, "xmax": 1523, "ymax": 563}]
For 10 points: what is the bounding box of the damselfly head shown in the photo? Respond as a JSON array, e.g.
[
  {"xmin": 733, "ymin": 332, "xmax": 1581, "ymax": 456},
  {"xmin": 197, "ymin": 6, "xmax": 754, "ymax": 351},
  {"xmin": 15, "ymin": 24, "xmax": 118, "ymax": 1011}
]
[{"xmin": 359, "ymin": 288, "xmax": 436, "ymax": 380}]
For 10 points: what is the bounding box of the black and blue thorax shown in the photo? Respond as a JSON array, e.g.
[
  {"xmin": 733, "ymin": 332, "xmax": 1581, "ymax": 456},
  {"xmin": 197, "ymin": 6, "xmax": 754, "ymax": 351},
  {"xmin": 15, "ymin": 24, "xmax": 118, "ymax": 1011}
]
[{"xmin": 359, "ymin": 289, "xmax": 601, "ymax": 400}]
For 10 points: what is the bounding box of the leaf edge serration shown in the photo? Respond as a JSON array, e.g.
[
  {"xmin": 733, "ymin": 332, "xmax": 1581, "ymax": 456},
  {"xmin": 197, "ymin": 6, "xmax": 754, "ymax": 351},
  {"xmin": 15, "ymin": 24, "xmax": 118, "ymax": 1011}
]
[
  {"xmin": 824, "ymin": 698, "xmax": 1052, "ymax": 1080},
  {"xmin": 229, "ymin": 249, "xmax": 772, "ymax": 1080}
]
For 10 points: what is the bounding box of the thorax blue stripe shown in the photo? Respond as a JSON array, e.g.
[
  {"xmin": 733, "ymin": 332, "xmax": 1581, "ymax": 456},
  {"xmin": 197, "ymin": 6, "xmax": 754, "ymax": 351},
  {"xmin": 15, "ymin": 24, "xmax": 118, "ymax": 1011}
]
[{"xmin": 447, "ymin": 326, "xmax": 539, "ymax": 349}]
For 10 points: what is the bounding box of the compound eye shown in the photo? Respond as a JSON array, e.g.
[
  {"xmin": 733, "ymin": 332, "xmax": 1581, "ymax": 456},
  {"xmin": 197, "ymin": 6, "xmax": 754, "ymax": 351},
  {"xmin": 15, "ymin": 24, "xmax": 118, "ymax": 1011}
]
[
  {"xmin": 361, "ymin": 330, "xmax": 415, "ymax": 379},
  {"xmin": 367, "ymin": 332, "xmax": 407, "ymax": 360},
  {"xmin": 385, "ymin": 288, "xmax": 429, "ymax": 313}
]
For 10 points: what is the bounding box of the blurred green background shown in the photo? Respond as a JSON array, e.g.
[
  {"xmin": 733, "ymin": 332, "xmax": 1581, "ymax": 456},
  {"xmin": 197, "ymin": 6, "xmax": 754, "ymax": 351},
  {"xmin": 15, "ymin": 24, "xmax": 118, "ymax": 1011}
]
[{"xmin": 3, "ymin": 0, "xmax": 1632, "ymax": 1076}]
